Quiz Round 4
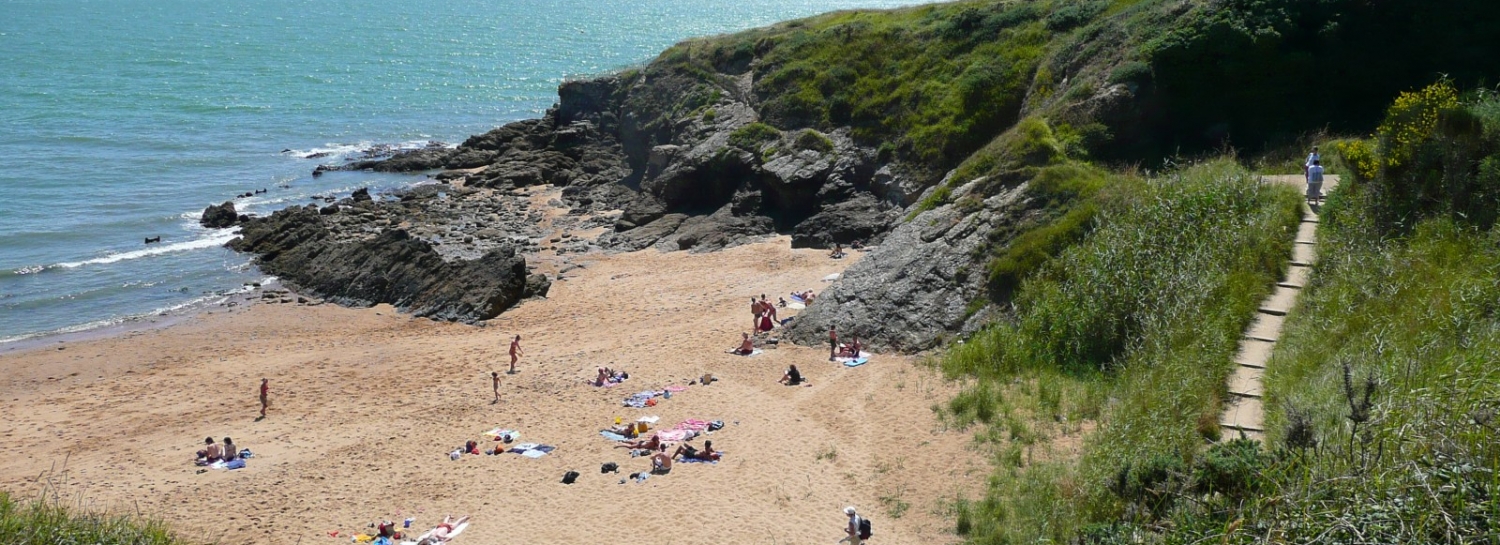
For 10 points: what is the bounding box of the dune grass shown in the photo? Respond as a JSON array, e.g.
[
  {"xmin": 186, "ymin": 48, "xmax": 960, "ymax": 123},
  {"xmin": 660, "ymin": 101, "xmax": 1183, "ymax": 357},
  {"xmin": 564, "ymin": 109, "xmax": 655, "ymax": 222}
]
[
  {"xmin": 0, "ymin": 490, "xmax": 194, "ymax": 545},
  {"xmin": 938, "ymin": 159, "xmax": 1302, "ymax": 543}
]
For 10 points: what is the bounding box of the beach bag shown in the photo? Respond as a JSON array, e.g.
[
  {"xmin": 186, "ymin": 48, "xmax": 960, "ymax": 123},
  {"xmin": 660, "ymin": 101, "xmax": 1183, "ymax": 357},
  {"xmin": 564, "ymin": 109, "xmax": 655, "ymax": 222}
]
[
  {"xmin": 561, "ymin": 471, "xmax": 580, "ymax": 484},
  {"xmin": 708, "ymin": 420, "xmax": 725, "ymax": 431},
  {"xmin": 226, "ymin": 459, "xmax": 246, "ymax": 470},
  {"xmin": 601, "ymin": 462, "xmax": 619, "ymax": 473},
  {"xmin": 858, "ymin": 517, "xmax": 873, "ymax": 540}
]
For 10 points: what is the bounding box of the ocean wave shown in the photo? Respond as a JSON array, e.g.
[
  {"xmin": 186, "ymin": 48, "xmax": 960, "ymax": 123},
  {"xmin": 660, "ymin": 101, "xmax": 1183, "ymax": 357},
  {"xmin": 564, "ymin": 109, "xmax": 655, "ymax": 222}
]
[
  {"xmin": 0, "ymin": 275, "xmax": 275, "ymax": 345},
  {"xmin": 54, "ymin": 230, "xmax": 239, "ymax": 270},
  {"xmin": 283, "ymin": 142, "xmax": 372, "ymax": 159}
]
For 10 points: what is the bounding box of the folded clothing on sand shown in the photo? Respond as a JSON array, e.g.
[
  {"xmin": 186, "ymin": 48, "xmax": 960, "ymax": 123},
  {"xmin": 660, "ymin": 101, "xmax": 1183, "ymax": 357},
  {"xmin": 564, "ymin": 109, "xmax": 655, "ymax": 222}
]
[{"xmin": 623, "ymin": 390, "xmax": 662, "ymax": 408}]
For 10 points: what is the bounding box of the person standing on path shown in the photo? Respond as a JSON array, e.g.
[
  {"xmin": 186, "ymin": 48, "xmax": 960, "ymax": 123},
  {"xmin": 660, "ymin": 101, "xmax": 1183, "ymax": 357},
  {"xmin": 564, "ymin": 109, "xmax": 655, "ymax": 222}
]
[
  {"xmin": 1307, "ymin": 159, "xmax": 1325, "ymax": 205},
  {"xmin": 258, "ymin": 378, "xmax": 269, "ymax": 420},
  {"xmin": 509, "ymin": 335, "xmax": 524, "ymax": 374},
  {"xmin": 491, "ymin": 371, "xmax": 502, "ymax": 404},
  {"xmin": 1304, "ymin": 146, "xmax": 1321, "ymax": 180},
  {"xmin": 829, "ymin": 325, "xmax": 839, "ymax": 361}
]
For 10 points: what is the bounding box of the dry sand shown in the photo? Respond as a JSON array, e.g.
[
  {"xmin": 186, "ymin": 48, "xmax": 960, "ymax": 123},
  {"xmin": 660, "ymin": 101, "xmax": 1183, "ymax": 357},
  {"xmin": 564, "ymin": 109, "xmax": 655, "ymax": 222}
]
[{"xmin": 0, "ymin": 237, "xmax": 987, "ymax": 545}]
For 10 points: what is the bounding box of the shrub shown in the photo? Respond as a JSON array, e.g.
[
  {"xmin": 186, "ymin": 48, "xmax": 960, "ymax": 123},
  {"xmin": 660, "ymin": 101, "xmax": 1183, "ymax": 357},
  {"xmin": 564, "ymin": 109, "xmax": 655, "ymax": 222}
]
[
  {"xmin": 0, "ymin": 491, "xmax": 191, "ymax": 545},
  {"xmin": 793, "ymin": 129, "xmax": 834, "ymax": 153},
  {"xmin": 726, "ymin": 122, "xmax": 780, "ymax": 151}
]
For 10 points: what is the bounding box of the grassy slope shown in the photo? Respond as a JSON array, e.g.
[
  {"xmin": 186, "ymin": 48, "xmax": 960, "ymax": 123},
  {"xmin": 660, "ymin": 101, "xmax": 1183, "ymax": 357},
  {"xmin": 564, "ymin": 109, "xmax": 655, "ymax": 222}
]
[
  {"xmin": 0, "ymin": 491, "xmax": 193, "ymax": 545},
  {"xmin": 940, "ymin": 160, "xmax": 1302, "ymax": 543}
]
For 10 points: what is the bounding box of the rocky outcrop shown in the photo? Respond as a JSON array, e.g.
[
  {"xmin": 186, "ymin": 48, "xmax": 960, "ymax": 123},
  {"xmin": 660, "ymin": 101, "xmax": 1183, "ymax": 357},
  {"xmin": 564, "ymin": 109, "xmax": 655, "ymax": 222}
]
[
  {"xmin": 783, "ymin": 179, "xmax": 1044, "ymax": 352},
  {"xmin": 200, "ymin": 201, "xmax": 239, "ymax": 229},
  {"xmin": 229, "ymin": 204, "xmax": 530, "ymax": 322}
]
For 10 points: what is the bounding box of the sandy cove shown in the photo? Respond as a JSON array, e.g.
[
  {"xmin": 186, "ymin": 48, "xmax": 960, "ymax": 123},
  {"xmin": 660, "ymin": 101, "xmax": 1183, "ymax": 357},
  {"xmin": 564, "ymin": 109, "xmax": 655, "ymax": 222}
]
[{"xmin": 0, "ymin": 237, "xmax": 987, "ymax": 545}]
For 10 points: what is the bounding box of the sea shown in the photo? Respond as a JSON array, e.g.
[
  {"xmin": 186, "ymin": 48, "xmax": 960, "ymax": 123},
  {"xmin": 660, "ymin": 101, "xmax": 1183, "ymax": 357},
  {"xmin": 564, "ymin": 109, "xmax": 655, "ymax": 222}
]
[{"xmin": 0, "ymin": 0, "xmax": 922, "ymax": 345}]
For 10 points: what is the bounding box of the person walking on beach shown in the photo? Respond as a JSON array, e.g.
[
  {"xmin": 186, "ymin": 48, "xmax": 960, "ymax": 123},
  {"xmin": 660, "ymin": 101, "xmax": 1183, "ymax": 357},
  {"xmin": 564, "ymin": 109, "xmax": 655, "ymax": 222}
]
[
  {"xmin": 258, "ymin": 378, "xmax": 269, "ymax": 420},
  {"xmin": 829, "ymin": 325, "xmax": 839, "ymax": 361},
  {"xmin": 842, "ymin": 506, "xmax": 864, "ymax": 544},
  {"xmin": 491, "ymin": 371, "xmax": 502, "ymax": 404},
  {"xmin": 750, "ymin": 297, "xmax": 764, "ymax": 331},
  {"xmin": 509, "ymin": 335, "xmax": 523, "ymax": 374}
]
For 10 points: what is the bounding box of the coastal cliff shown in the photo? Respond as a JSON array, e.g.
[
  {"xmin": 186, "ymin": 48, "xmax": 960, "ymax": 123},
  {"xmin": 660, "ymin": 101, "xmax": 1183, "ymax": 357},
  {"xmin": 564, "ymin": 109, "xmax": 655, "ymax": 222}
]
[{"xmin": 243, "ymin": 0, "xmax": 1500, "ymax": 347}]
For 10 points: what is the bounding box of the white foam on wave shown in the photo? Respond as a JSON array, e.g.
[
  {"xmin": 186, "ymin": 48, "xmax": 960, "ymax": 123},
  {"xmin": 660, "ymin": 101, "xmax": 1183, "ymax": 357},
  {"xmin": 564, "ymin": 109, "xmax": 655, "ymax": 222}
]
[
  {"xmin": 56, "ymin": 230, "xmax": 240, "ymax": 270},
  {"xmin": 284, "ymin": 141, "xmax": 372, "ymax": 159},
  {"xmin": 0, "ymin": 275, "xmax": 276, "ymax": 345}
]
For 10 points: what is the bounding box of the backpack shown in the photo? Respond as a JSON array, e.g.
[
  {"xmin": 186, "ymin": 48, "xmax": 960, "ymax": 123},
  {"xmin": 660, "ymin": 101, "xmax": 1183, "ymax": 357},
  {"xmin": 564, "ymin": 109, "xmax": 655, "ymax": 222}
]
[
  {"xmin": 601, "ymin": 462, "xmax": 619, "ymax": 473},
  {"xmin": 858, "ymin": 517, "xmax": 872, "ymax": 540},
  {"xmin": 561, "ymin": 471, "xmax": 579, "ymax": 484}
]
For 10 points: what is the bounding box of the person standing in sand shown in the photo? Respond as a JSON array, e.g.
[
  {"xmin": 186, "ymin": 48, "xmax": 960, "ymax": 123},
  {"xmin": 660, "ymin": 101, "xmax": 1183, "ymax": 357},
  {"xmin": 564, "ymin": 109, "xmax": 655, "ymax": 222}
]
[
  {"xmin": 508, "ymin": 335, "xmax": 523, "ymax": 374},
  {"xmin": 258, "ymin": 378, "xmax": 269, "ymax": 419},
  {"xmin": 760, "ymin": 294, "xmax": 778, "ymax": 327},
  {"xmin": 491, "ymin": 371, "xmax": 501, "ymax": 404},
  {"xmin": 750, "ymin": 297, "xmax": 764, "ymax": 330},
  {"xmin": 829, "ymin": 325, "xmax": 839, "ymax": 361}
]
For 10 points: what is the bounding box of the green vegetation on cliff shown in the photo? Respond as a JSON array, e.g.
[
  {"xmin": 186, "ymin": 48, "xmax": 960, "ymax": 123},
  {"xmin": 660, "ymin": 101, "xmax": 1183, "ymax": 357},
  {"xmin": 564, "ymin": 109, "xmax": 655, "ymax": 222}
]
[{"xmin": 940, "ymin": 82, "xmax": 1500, "ymax": 544}]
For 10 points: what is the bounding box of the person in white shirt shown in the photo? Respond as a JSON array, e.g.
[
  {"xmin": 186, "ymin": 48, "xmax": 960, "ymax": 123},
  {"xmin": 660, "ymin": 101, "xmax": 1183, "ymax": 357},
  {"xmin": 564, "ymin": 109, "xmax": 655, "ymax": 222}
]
[
  {"xmin": 843, "ymin": 506, "xmax": 863, "ymax": 544},
  {"xmin": 1307, "ymin": 159, "xmax": 1325, "ymax": 205},
  {"xmin": 1305, "ymin": 146, "xmax": 1321, "ymax": 179}
]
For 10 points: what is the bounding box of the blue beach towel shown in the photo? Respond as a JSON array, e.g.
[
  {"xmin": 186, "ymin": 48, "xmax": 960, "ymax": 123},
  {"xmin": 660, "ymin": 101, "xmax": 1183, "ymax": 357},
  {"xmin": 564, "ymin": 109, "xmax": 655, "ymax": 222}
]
[{"xmin": 842, "ymin": 357, "xmax": 870, "ymax": 367}]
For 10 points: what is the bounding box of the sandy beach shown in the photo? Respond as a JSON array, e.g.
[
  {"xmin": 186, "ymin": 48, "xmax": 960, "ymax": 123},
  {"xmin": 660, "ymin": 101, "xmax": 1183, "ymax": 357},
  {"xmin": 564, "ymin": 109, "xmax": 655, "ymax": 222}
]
[{"xmin": 0, "ymin": 237, "xmax": 986, "ymax": 544}]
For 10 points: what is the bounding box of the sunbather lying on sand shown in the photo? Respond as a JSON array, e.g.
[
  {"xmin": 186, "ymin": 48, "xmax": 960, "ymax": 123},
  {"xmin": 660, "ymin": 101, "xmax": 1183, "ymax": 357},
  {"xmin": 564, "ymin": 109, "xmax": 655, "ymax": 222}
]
[
  {"xmin": 733, "ymin": 332, "xmax": 755, "ymax": 355},
  {"xmin": 672, "ymin": 440, "xmax": 721, "ymax": 462},
  {"xmin": 415, "ymin": 515, "xmax": 469, "ymax": 545},
  {"xmin": 616, "ymin": 434, "xmax": 662, "ymax": 451}
]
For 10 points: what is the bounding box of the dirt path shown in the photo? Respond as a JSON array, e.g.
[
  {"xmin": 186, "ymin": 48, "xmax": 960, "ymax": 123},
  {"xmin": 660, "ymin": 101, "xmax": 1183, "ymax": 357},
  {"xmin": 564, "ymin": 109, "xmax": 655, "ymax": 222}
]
[{"xmin": 1219, "ymin": 174, "xmax": 1339, "ymax": 442}]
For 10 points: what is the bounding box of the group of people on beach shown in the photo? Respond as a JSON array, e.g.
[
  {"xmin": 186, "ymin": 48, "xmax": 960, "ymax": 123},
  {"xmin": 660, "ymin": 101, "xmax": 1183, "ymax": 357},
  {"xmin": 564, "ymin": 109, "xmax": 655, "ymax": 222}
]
[{"xmin": 194, "ymin": 436, "xmax": 243, "ymax": 466}]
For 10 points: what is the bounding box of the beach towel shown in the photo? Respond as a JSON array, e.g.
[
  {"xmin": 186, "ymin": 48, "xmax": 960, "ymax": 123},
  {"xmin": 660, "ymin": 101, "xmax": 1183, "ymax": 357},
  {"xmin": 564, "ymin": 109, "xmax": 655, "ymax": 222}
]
[
  {"xmin": 623, "ymin": 390, "xmax": 661, "ymax": 408},
  {"xmin": 789, "ymin": 293, "xmax": 807, "ymax": 303},
  {"xmin": 823, "ymin": 273, "xmax": 841, "ymax": 282},
  {"xmin": 637, "ymin": 416, "xmax": 660, "ymax": 424},
  {"xmin": 600, "ymin": 431, "xmax": 629, "ymax": 442},
  {"xmin": 654, "ymin": 429, "xmax": 697, "ymax": 442},
  {"xmin": 787, "ymin": 302, "xmax": 805, "ymax": 310},
  {"xmin": 664, "ymin": 386, "xmax": 687, "ymax": 393},
  {"xmin": 507, "ymin": 444, "xmax": 555, "ymax": 458},
  {"xmin": 835, "ymin": 351, "xmax": 872, "ymax": 363},
  {"xmin": 679, "ymin": 452, "xmax": 725, "ymax": 464},
  {"xmin": 482, "ymin": 428, "xmax": 519, "ymax": 442},
  {"xmin": 842, "ymin": 357, "xmax": 870, "ymax": 367},
  {"xmin": 726, "ymin": 348, "xmax": 763, "ymax": 357}
]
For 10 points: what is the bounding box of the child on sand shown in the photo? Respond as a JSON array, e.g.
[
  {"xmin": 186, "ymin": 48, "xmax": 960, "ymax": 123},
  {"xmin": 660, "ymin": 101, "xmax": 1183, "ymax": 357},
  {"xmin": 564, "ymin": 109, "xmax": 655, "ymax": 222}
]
[
  {"xmin": 779, "ymin": 365, "xmax": 808, "ymax": 386},
  {"xmin": 491, "ymin": 371, "xmax": 501, "ymax": 404},
  {"xmin": 259, "ymin": 378, "xmax": 269, "ymax": 419},
  {"xmin": 828, "ymin": 325, "xmax": 839, "ymax": 361}
]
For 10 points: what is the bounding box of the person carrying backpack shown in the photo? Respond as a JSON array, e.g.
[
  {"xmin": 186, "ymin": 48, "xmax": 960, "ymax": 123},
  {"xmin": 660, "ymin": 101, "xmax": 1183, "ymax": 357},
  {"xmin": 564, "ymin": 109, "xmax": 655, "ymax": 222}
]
[{"xmin": 843, "ymin": 506, "xmax": 872, "ymax": 543}]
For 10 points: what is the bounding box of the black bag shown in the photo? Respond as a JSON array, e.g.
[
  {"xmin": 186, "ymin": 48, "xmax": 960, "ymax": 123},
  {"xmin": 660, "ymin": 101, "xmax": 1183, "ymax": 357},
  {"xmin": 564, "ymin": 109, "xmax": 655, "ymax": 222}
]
[
  {"xmin": 561, "ymin": 471, "xmax": 579, "ymax": 484},
  {"xmin": 708, "ymin": 420, "xmax": 725, "ymax": 431},
  {"xmin": 858, "ymin": 517, "xmax": 873, "ymax": 540},
  {"xmin": 601, "ymin": 462, "xmax": 619, "ymax": 473}
]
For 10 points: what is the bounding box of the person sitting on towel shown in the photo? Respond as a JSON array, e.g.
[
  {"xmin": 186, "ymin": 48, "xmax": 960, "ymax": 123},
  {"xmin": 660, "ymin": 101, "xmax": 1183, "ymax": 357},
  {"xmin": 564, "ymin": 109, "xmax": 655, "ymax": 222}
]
[
  {"xmin": 617, "ymin": 433, "xmax": 662, "ymax": 451},
  {"xmin": 650, "ymin": 444, "xmax": 673, "ymax": 474},
  {"xmin": 221, "ymin": 437, "xmax": 238, "ymax": 461},
  {"xmin": 195, "ymin": 437, "xmax": 223, "ymax": 463},
  {"xmin": 779, "ymin": 365, "xmax": 808, "ymax": 386},
  {"xmin": 672, "ymin": 440, "xmax": 721, "ymax": 462},
  {"xmin": 840, "ymin": 335, "xmax": 864, "ymax": 358},
  {"xmin": 594, "ymin": 367, "xmax": 613, "ymax": 386},
  {"xmin": 800, "ymin": 290, "xmax": 816, "ymax": 302},
  {"xmin": 734, "ymin": 332, "xmax": 755, "ymax": 355},
  {"xmin": 829, "ymin": 243, "xmax": 845, "ymax": 259}
]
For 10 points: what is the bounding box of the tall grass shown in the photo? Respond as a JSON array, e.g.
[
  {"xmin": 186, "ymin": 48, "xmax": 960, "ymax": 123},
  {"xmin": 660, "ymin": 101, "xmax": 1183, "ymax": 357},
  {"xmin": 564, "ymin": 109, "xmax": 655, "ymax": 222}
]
[
  {"xmin": 939, "ymin": 159, "xmax": 1302, "ymax": 543},
  {"xmin": 0, "ymin": 490, "xmax": 193, "ymax": 545}
]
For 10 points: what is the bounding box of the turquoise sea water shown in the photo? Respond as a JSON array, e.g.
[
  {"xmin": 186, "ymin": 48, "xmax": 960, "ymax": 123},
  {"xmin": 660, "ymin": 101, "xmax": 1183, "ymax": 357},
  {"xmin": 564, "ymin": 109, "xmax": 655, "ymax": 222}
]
[{"xmin": 0, "ymin": 0, "xmax": 920, "ymax": 343}]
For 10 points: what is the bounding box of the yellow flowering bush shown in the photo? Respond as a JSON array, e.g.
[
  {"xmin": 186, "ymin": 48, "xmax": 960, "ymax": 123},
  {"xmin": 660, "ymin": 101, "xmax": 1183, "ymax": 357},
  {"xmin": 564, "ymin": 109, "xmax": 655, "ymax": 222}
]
[{"xmin": 1376, "ymin": 81, "xmax": 1459, "ymax": 168}]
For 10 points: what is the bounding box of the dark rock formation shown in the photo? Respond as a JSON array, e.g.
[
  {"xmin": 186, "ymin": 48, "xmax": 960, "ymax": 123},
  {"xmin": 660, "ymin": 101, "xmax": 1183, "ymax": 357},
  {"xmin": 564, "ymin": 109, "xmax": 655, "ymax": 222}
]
[
  {"xmin": 229, "ymin": 204, "xmax": 529, "ymax": 322},
  {"xmin": 200, "ymin": 201, "xmax": 239, "ymax": 229},
  {"xmin": 783, "ymin": 179, "xmax": 1042, "ymax": 352}
]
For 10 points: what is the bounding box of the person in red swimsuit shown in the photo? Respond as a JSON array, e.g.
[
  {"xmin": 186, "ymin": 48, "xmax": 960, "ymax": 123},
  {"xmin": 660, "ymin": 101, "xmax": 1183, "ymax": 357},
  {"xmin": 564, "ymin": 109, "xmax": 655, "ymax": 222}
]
[{"xmin": 259, "ymin": 378, "xmax": 269, "ymax": 419}]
